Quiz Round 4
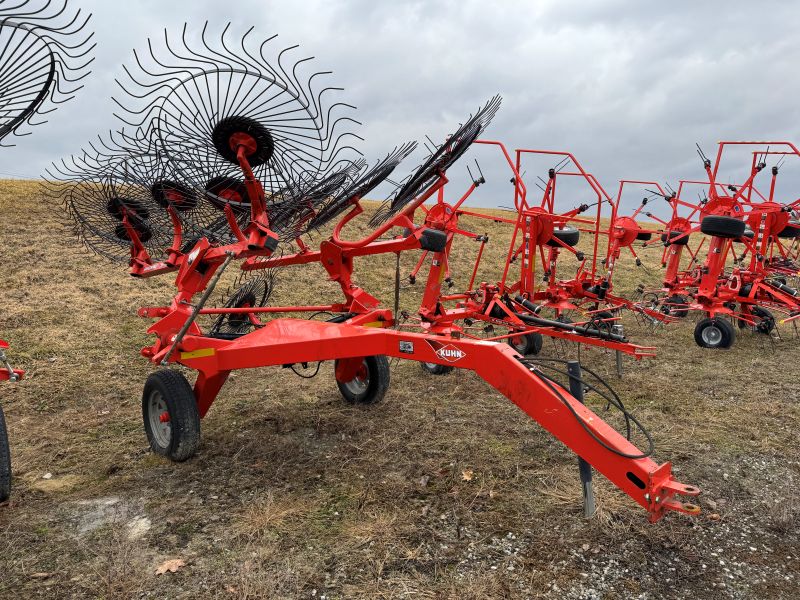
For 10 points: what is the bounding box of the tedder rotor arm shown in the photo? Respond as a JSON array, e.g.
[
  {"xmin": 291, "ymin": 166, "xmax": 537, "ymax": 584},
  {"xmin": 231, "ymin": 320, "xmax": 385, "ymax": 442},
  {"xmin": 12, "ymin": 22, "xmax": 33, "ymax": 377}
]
[{"xmin": 164, "ymin": 319, "xmax": 700, "ymax": 522}]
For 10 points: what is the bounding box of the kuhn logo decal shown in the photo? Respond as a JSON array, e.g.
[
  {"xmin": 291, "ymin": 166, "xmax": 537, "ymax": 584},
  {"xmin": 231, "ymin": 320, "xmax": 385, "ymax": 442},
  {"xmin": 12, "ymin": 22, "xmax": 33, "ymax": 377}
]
[{"xmin": 426, "ymin": 340, "xmax": 467, "ymax": 363}]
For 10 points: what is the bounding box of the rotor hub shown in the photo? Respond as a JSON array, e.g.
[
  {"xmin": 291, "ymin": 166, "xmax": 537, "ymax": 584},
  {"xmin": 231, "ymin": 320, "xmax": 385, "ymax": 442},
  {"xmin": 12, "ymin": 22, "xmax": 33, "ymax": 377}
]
[{"xmin": 211, "ymin": 115, "xmax": 274, "ymax": 167}]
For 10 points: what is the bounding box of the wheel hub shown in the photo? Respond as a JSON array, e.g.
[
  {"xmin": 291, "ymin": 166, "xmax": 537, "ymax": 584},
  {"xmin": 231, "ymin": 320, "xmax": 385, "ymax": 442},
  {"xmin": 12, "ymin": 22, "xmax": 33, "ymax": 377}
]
[
  {"xmin": 343, "ymin": 361, "xmax": 370, "ymax": 395},
  {"xmin": 701, "ymin": 324, "xmax": 722, "ymax": 346},
  {"xmin": 147, "ymin": 390, "xmax": 172, "ymax": 448}
]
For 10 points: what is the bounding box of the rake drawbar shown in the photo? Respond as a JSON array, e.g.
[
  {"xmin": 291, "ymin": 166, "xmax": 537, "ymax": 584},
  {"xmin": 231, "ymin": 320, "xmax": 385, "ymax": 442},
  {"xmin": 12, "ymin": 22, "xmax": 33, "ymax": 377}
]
[{"xmin": 139, "ymin": 310, "xmax": 700, "ymax": 522}]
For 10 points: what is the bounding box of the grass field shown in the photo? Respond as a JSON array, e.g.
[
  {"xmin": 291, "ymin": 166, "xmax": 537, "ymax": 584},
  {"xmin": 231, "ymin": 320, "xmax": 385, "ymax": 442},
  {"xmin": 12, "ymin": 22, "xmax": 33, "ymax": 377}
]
[{"xmin": 1, "ymin": 179, "xmax": 799, "ymax": 599}]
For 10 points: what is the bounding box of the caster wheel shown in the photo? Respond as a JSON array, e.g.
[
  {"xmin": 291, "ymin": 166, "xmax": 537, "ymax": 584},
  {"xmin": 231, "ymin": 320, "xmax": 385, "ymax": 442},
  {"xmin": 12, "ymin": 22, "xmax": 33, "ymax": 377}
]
[
  {"xmin": 421, "ymin": 362, "xmax": 454, "ymax": 375},
  {"xmin": 694, "ymin": 317, "xmax": 736, "ymax": 349},
  {"xmin": 738, "ymin": 306, "xmax": 775, "ymax": 334},
  {"xmin": 335, "ymin": 356, "xmax": 390, "ymax": 404},
  {"xmin": 142, "ymin": 370, "xmax": 201, "ymax": 462},
  {"xmin": 661, "ymin": 294, "xmax": 689, "ymax": 318},
  {"xmin": 508, "ymin": 332, "xmax": 543, "ymax": 355}
]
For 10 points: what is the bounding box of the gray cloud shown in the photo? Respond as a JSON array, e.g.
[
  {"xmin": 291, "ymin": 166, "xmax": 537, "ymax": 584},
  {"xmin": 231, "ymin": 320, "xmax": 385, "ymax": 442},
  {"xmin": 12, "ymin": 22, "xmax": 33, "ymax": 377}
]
[{"xmin": 4, "ymin": 0, "xmax": 799, "ymax": 221}]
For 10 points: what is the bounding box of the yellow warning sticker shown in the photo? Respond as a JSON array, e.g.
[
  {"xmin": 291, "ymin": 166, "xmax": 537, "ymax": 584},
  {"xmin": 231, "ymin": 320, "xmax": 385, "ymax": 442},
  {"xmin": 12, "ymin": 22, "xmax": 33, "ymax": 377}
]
[{"xmin": 180, "ymin": 348, "xmax": 216, "ymax": 360}]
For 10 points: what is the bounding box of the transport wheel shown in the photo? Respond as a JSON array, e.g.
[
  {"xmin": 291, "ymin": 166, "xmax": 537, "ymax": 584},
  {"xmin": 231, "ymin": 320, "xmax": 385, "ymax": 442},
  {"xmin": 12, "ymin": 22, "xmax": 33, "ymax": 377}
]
[
  {"xmin": 694, "ymin": 317, "xmax": 736, "ymax": 349},
  {"xmin": 421, "ymin": 362, "xmax": 454, "ymax": 375},
  {"xmin": 661, "ymin": 294, "xmax": 689, "ymax": 318},
  {"xmin": 700, "ymin": 215, "xmax": 746, "ymax": 239},
  {"xmin": 142, "ymin": 370, "xmax": 201, "ymax": 462},
  {"xmin": 738, "ymin": 306, "xmax": 775, "ymax": 334},
  {"xmin": 546, "ymin": 226, "xmax": 580, "ymax": 247},
  {"xmin": 507, "ymin": 332, "xmax": 543, "ymax": 355},
  {"xmin": 335, "ymin": 356, "xmax": 390, "ymax": 404},
  {"xmin": 636, "ymin": 230, "xmax": 653, "ymax": 241},
  {"xmin": 0, "ymin": 405, "xmax": 10, "ymax": 502}
]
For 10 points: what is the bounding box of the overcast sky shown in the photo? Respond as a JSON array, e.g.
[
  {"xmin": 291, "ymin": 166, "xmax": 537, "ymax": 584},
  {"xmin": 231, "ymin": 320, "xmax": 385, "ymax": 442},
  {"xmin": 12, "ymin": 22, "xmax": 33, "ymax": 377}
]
[{"xmin": 4, "ymin": 0, "xmax": 800, "ymax": 217}]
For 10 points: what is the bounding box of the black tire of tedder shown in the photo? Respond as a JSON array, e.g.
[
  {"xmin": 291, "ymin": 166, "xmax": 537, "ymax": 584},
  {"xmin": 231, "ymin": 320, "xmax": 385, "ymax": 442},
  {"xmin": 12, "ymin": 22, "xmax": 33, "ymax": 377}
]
[
  {"xmin": 546, "ymin": 226, "xmax": 580, "ymax": 248},
  {"xmin": 661, "ymin": 230, "xmax": 690, "ymax": 245},
  {"xmin": 421, "ymin": 362, "xmax": 454, "ymax": 375},
  {"xmin": 694, "ymin": 317, "xmax": 736, "ymax": 349},
  {"xmin": 700, "ymin": 215, "xmax": 746, "ymax": 239},
  {"xmin": 777, "ymin": 221, "xmax": 800, "ymax": 239},
  {"xmin": 508, "ymin": 331, "xmax": 544, "ymax": 356},
  {"xmin": 335, "ymin": 355, "xmax": 390, "ymax": 404},
  {"xmin": 0, "ymin": 405, "xmax": 11, "ymax": 502},
  {"xmin": 142, "ymin": 370, "xmax": 201, "ymax": 462},
  {"xmin": 661, "ymin": 294, "xmax": 689, "ymax": 318},
  {"xmin": 738, "ymin": 306, "xmax": 776, "ymax": 334}
]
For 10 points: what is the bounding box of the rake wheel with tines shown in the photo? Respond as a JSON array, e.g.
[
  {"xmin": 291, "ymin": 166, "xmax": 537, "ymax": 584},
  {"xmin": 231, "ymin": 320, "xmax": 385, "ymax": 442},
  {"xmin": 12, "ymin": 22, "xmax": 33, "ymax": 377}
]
[
  {"xmin": 0, "ymin": 0, "xmax": 94, "ymax": 145},
  {"xmin": 45, "ymin": 131, "xmax": 188, "ymax": 269},
  {"xmin": 208, "ymin": 269, "xmax": 277, "ymax": 338},
  {"xmin": 369, "ymin": 96, "xmax": 501, "ymax": 227},
  {"xmin": 112, "ymin": 22, "xmax": 363, "ymax": 245},
  {"xmin": 1, "ymin": 0, "xmax": 95, "ymax": 503},
  {"xmin": 55, "ymin": 25, "xmax": 700, "ymax": 522}
]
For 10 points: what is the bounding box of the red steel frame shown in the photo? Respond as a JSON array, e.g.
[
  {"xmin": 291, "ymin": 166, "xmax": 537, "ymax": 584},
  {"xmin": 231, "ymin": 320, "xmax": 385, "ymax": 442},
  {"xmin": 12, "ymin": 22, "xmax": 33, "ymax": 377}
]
[
  {"xmin": 125, "ymin": 134, "xmax": 700, "ymax": 521},
  {"xmin": 674, "ymin": 144, "xmax": 800, "ymax": 325},
  {"xmin": 0, "ymin": 340, "xmax": 23, "ymax": 382},
  {"xmin": 401, "ymin": 141, "xmax": 657, "ymax": 358},
  {"xmin": 623, "ymin": 142, "xmax": 800, "ymax": 336},
  {"xmin": 501, "ymin": 149, "xmax": 667, "ymax": 323}
]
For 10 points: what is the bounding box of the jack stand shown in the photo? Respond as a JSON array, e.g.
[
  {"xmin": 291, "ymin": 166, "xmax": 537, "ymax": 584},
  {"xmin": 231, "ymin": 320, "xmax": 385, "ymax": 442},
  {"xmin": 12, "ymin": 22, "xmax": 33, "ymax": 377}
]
[{"xmin": 568, "ymin": 360, "xmax": 595, "ymax": 518}]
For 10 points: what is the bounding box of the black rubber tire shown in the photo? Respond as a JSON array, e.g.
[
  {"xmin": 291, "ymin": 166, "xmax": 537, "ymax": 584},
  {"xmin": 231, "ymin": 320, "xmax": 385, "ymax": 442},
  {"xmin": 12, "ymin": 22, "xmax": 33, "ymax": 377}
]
[
  {"xmin": 0, "ymin": 405, "xmax": 10, "ymax": 503},
  {"xmin": 661, "ymin": 294, "xmax": 689, "ymax": 318},
  {"xmin": 636, "ymin": 231, "xmax": 653, "ymax": 241},
  {"xmin": 508, "ymin": 332, "xmax": 544, "ymax": 355},
  {"xmin": 421, "ymin": 362, "xmax": 454, "ymax": 375},
  {"xmin": 142, "ymin": 370, "xmax": 201, "ymax": 462},
  {"xmin": 694, "ymin": 317, "xmax": 736, "ymax": 349},
  {"xmin": 335, "ymin": 356, "xmax": 390, "ymax": 404},
  {"xmin": 777, "ymin": 221, "xmax": 800, "ymax": 239},
  {"xmin": 700, "ymin": 215, "xmax": 746, "ymax": 239},
  {"xmin": 661, "ymin": 230, "xmax": 690, "ymax": 245},
  {"xmin": 546, "ymin": 226, "xmax": 580, "ymax": 248},
  {"xmin": 736, "ymin": 227, "xmax": 755, "ymax": 243},
  {"xmin": 772, "ymin": 276, "xmax": 788, "ymax": 286},
  {"xmin": 738, "ymin": 306, "xmax": 775, "ymax": 334}
]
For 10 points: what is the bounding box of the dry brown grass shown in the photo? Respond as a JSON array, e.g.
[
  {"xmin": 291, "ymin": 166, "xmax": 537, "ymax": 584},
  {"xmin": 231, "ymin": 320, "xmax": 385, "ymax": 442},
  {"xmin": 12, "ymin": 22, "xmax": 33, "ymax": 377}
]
[{"xmin": 1, "ymin": 179, "xmax": 799, "ymax": 598}]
